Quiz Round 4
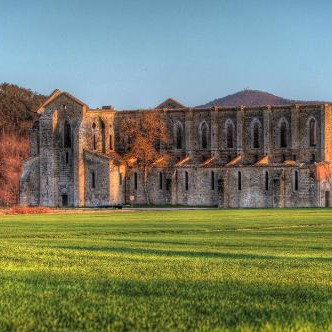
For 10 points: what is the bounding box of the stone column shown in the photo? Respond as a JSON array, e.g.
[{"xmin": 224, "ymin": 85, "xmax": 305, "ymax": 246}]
[
  {"xmin": 236, "ymin": 107, "xmax": 244, "ymax": 155},
  {"xmin": 291, "ymin": 105, "xmax": 299, "ymax": 149},
  {"xmin": 76, "ymin": 106, "xmax": 86, "ymax": 207},
  {"xmin": 263, "ymin": 106, "xmax": 271, "ymax": 155},
  {"xmin": 321, "ymin": 104, "xmax": 326, "ymax": 161},
  {"xmin": 185, "ymin": 109, "xmax": 194, "ymax": 156},
  {"xmin": 210, "ymin": 107, "xmax": 219, "ymax": 157}
]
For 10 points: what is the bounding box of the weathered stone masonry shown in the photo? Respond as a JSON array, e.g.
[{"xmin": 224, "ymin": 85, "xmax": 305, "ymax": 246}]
[{"xmin": 20, "ymin": 90, "xmax": 332, "ymax": 208}]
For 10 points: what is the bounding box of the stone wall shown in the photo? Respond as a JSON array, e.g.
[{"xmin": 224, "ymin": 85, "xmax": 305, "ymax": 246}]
[
  {"xmin": 20, "ymin": 156, "xmax": 40, "ymax": 206},
  {"xmin": 222, "ymin": 166, "xmax": 316, "ymax": 208},
  {"xmin": 84, "ymin": 152, "xmax": 110, "ymax": 207}
]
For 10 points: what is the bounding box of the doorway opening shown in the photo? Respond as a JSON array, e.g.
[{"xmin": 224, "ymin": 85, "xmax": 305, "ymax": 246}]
[
  {"xmin": 62, "ymin": 194, "xmax": 68, "ymax": 207},
  {"xmin": 325, "ymin": 191, "xmax": 330, "ymax": 207}
]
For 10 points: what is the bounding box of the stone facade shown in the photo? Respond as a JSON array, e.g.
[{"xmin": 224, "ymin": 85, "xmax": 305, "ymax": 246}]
[{"xmin": 20, "ymin": 90, "xmax": 332, "ymax": 208}]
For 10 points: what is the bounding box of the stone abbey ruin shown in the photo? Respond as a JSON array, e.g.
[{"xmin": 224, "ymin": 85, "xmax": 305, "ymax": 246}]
[{"xmin": 20, "ymin": 89, "xmax": 332, "ymax": 208}]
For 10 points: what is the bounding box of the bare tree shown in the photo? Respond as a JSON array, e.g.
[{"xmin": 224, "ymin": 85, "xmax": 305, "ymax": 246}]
[{"xmin": 119, "ymin": 110, "xmax": 169, "ymax": 204}]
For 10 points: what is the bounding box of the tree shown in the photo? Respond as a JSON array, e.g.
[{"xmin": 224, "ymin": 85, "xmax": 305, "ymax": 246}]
[
  {"xmin": 0, "ymin": 83, "xmax": 45, "ymax": 206},
  {"xmin": 119, "ymin": 110, "xmax": 169, "ymax": 205},
  {"xmin": 0, "ymin": 134, "xmax": 30, "ymax": 206}
]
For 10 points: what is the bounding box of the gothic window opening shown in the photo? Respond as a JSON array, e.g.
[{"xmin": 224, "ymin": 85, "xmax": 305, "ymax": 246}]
[
  {"xmin": 238, "ymin": 171, "xmax": 242, "ymax": 191},
  {"xmin": 159, "ymin": 172, "xmax": 163, "ymax": 190},
  {"xmin": 64, "ymin": 121, "xmax": 71, "ymax": 148},
  {"xmin": 311, "ymin": 153, "xmax": 316, "ymax": 163},
  {"xmin": 109, "ymin": 134, "xmax": 113, "ymax": 151},
  {"xmin": 253, "ymin": 121, "xmax": 260, "ymax": 149},
  {"xmin": 294, "ymin": 170, "xmax": 299, "ymax": 191},
  {"xmin": 226, "ymin": 121, "xmax": 234, "ymax": 149},
  {"xmin": 201, "ymin": 122, "xmax": 209, "ymax": 149},
  {"xmin": 119, "ymin": 172, "xmax": 123, "ymax": 185},
  {"xmin": 134, "ymin": 172, "xmax": 138, "ymax": 190},
  {"xmin": 166, "ymin": 179, "xmax": 171, "ymax": 191},
  {"xmin": 185, "ymin": 171, "xmax": 189, "ymax": 191},
  {"xmin": 280, "ymin": 121, "xmax": 287, "ymax": 148},
  {"xmin": 175, "ymin": 122, "xmax": 183, "ymax": 149},
  {"xmin": 101, "ymin": 121, "xmax": 106, "ymax": 153},
  {"xmin": 93, "ymin": 135, "xmax": 97, "ymax": 150},
  {"xmin": 309, "ymin": 118, "xmax": 317, "ymax": 147},
  {"xmin": 211, "ymin": 171, "xmax": 215, "ymax": 190},
  {"xmin": 91, "ymin": 171, "xmax": 96, "ymax": 189},
  {"xmin": 265, "ymin": 171, "xmax": 269, "ymax": 191},
  {"xmin": 92, "ymin": 123, "xmax": 97, "ymax": 150},
  {"xmin": 65, "ymin": 151, "xmax": 69, "ymax": 164}
]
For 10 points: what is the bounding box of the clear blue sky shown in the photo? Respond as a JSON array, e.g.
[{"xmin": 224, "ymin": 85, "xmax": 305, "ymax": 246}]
[{"xmin": 1, "ymin": 0, "xmax": 332, "ymax": 109}]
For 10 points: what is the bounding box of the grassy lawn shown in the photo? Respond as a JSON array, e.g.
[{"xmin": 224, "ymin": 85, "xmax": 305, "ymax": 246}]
[{"xmin": 1, "ymin": 209, "xmax": 332, "ymax": 331}]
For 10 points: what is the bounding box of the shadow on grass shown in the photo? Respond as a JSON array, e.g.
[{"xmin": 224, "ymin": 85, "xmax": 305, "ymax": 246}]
[
  {"xmin": 45, "ymin": 246, "xmax": 332, "ymax": 263},
  {"xmin": 51, "ymin": 245, "xmax": 279, "ymax": 260},
  {"xmin": 0, "ymin": 274, "xmax": 331, "ymax": 331},
  {"xmin": 49, "ymin": 245, "xmax": 332, "ymax": 262}
]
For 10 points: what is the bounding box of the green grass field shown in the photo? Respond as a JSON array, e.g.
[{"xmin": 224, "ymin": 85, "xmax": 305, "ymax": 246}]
[{"xmin": 1, "ymin": 209, "xmax": 332, "ymax": 331}]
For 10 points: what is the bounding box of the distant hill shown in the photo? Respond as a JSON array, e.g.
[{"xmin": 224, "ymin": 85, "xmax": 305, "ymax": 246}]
[
  {"xmin": 198, "ymin": 89, "xmax": 325, "ymax": 108},
  {"xmin": 0, "ymin": 83, "xmax": 46, "ymax": 135}
]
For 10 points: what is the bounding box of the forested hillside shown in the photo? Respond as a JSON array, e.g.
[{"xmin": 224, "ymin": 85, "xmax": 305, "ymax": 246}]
[
  {"xmin": 0, "ymin": 83, "xmax": 45, "ymax": 206},
  {"xmin": 0, "ymin": 83, "xmax": 45, "ymax": 135}
]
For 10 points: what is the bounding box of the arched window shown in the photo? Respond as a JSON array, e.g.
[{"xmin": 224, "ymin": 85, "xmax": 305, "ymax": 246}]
[
  {"xmin": 211, "ymin": 171, "xmax": 215, "ymax": 190},
  {"xmin": 101, "ymin": 121, "xmax": 106, "ymax": 153},
  {"xmin": 265, "ymin": 171, "xmax": 269, "ymax": 191},
  {"xmin": 200, "ymin": 122, "xmax": 209, "ymax": 149},
  {"xmin": 109, "ymin": 134, "xmax": 113, "ymax": 151},
  {"xmin": 253, "ymin": 121, "xmax": 260, "ymax": 149},
  {"xmin": 280, "ymin": 120, "xmax": 288, "ymax": 148},
  {"xmin": 64, "ymin": 121, "xmax": 71, "ymax": 148},
  {"xmin": 309, "ymin": 118, "xmax": 317, "ymax": 147},
  {"xmin": 109, "ymin": 126, "xmax": 113, "ymax": 151},
  {"xmin": 226, "ymin": 120, "xmax": 234, "ymax": 149},
  {"xmin": 159, "ymin": 172, "xmax": 163, "ymax": 190},
  {"xmin": 185, "ymin": 171, "xmax": 189, "ymax": 190},
  {"xmin": 174, "ymin": 122, "xmax": 183, "ymax": 149},
  {"xmin": 294, "ymin": 170, "xmax": 299, "ymax": 191},
  {"xmin": 238, "ymin": 171, "xmax": 242, "ymax": 191},
  {"xmin": 90, "ymin": 171, "xmax": 96, "ymax": 189},
  {"xmin": 92, "ymin": 123, "xmax": 97, "ymax": 150}
]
